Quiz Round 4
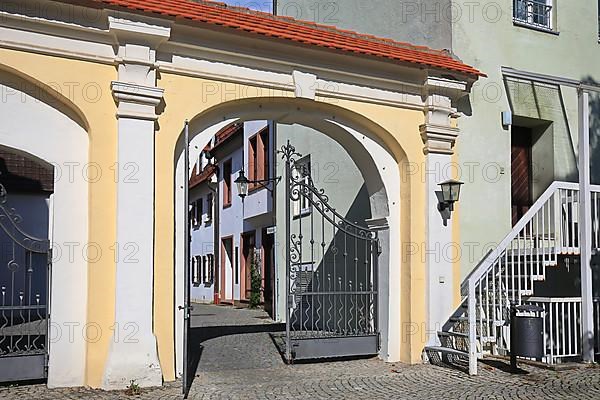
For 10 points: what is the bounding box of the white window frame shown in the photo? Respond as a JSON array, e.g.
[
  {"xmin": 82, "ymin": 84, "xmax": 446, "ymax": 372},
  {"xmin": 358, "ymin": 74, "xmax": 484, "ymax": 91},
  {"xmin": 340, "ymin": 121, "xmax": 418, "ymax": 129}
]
[
  {"xmin": 513, "ymin": 0, "xmax": 553, "ymax": 30},
  {"xmin": 206, "ymin": 254, "xmax": 214, "ymax": 285},
  {"xmin": 192, "ymin": 255, "xmax": 201, "ymax": 285}
]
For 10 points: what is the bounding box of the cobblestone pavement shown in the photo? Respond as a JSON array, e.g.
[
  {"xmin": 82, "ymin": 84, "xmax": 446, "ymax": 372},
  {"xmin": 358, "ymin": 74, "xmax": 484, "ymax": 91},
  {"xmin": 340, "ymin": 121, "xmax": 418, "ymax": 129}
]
[
  {"xmin": 2, "ymin": 305, "xmax": 599, "ymax": 399},
  {"xmin": 190, "ymin": 303, "xmax": 277, "ymax": 328}
]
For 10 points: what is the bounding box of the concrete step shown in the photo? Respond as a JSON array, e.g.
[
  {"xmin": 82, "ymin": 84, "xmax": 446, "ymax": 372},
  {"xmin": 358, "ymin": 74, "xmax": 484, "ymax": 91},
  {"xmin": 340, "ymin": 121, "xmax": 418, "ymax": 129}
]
[
  {"xmin": 424, "ymin": 346, "xmax": 469, "ymax": 358},
  {"xmin": 506, "ymin": 248, "xmax": 559, "ymax": 256},
  {"xmin": 475, "ymin": 287, "xmax": 534, "ymax": 296},
  {"xmin": 498, "ymin": 274, "xmax": 545, "ymax": 281},
  {"xmin": 438, "ymin": 331, "xmax": 481, "ymax": 340}
]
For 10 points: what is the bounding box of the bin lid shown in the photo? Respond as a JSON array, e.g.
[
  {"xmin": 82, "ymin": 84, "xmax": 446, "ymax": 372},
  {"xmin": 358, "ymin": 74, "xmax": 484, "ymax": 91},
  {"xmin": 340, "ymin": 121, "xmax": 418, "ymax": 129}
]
[{"xmin": 514, "ymin": 304, "xmax": 544, "ymax": 313}]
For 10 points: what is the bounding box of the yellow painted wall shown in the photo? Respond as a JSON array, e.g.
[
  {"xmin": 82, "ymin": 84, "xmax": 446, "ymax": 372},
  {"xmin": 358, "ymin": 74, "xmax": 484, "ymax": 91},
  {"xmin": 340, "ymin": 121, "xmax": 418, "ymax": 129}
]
[{"xmin": 0, "ymin": 48, "xmax": 118, "ymax": 388}]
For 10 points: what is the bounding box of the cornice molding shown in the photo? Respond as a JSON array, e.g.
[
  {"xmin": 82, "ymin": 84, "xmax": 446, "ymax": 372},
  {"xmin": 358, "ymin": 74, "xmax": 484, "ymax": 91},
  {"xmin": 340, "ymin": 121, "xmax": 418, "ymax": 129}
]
[
  {"xmin": 0, "ymin": 7, "xmax": 472, "ymax": 112},
  {"xmin": 108, "ymin": 15, "xmax": 171, "ymax": 48}
]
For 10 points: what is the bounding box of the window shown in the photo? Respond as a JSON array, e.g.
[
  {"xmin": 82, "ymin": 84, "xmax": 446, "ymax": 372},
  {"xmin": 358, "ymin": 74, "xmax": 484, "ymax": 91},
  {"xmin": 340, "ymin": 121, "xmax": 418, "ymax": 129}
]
[
  {"xmin": 222, "ymin": 159, "xmax": 232, "ymax": 207},
  {"xmin": 248, "ymin": 135, "xmax": 258, "ymax": 189},
  {"xmin": 190, "ymin": 202, "xmax": 196, "ymax": 225},
  {"xmin": 204, "ymin": 254, "xmax": 214, "ymax": 285},
  {"xmin": 247, "ymin": 127, "xmax": 269, "ymax": 191},
  {"xmin": 292, "ymin": 155, "xmax": 311, "ymax": 217},
  {"xmin": 514, "ymin": 0, "xmax": 553, "ymax": 30},
  {"xmin": 190, "ymin": 198, "xmax": 203, "ymax": 227},
  {"xmin": 198, "ymin": 198, "xmax": 203, "ymax": 223},
  {"xmin": 260, "ymin": 128, "xmax": 269, "ymax": 183},
  {"xmin": 206, "ymin": 193, "xmax": 213, "ymax": 222},
  {"xmin": 202, "ymin": 256, "xmax": 207, "ymax": 285},
  {"xmin": 192, "ymin": 255, "xmax": 201, "ymax": 285}
]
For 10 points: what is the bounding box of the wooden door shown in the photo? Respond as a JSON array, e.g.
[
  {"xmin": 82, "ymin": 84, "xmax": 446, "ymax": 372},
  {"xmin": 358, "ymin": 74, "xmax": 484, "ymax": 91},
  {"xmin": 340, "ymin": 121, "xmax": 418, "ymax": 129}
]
[
  {"xmin": 511, "ymin": 127, "xmax": 533, "ymax": 226},
  {"xmin": 241, "ymin": 232, "xmax": 255, "ymax": 301}
]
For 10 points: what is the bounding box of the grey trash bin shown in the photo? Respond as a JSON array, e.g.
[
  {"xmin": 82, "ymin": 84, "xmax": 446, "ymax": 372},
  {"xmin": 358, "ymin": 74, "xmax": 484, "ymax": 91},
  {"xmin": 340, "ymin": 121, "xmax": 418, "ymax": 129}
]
[{"xmin": 510, "ymin": 304, "xmax": 544, "ymax": 370}]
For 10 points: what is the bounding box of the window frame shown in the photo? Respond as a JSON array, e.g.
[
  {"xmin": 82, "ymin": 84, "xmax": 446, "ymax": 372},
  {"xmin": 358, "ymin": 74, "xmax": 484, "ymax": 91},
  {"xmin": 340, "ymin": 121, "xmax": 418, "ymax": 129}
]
[
  {"xmin": 190, "ymin": 202, "xmax": 198, "ymax": 227},
  {"xmin": 292, "ymin": 155, "xmax": 312, "ymax": 218},
  {"xmin": 513, "ymin": 0, "xmax": 556, "ymax": 33},
  {"xmin": 206, "ymin": 192, "xmax": 213, "ymax": 222},
  {"xmin": 248, "ymin": 134, "xmax": 259, "ymax": 191},
  {"xmin": 222, "ymin": 159, "xmax": 233, "ymax": 208},
  {"xmin": 192, "ymin": 255, "xmax": 201, "ymax": 286},
  {"xmin": 247, "ymin": 126, "xmax": 269, "ymax": 193},
  {"xmin": 196, "ymin": 197, "xmax": 203, "ymax": 225}
]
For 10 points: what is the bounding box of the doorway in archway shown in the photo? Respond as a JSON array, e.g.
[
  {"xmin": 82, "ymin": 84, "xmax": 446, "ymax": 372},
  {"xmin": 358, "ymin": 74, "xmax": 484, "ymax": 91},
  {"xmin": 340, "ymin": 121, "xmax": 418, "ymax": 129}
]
[
  {"xmin": 0, "ymin": 148, "xmax": 53, "ymax": 383},
  {"xmin": 178, "ymin": 113, "xmax": 395, "ymax": 397}
]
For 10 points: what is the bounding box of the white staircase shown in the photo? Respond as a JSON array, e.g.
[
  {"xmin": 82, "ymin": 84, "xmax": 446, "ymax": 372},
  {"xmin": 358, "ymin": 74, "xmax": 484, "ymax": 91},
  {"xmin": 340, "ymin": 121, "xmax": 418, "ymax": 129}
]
[{"xmin": 425, "ymin": 181, "xmax": 600, "ymax": 374}]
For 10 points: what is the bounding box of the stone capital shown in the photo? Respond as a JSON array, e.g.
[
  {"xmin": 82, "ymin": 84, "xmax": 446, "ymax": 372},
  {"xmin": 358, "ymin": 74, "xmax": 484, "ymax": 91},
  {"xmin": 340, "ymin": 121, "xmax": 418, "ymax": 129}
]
[
  {"xmin": 111, "ymin": 81, "xmax": 164, "ymax": 120},
  {"xmin": 420, "ymin": 123, "xmax": 459, "ymax": 155}
]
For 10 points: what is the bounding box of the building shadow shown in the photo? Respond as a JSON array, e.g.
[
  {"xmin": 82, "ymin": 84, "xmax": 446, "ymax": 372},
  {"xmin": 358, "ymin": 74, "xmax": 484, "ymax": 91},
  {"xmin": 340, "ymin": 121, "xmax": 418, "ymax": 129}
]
[{"xmin": 184, "ymin": 322, "xmax": 285, "ymax": 396}]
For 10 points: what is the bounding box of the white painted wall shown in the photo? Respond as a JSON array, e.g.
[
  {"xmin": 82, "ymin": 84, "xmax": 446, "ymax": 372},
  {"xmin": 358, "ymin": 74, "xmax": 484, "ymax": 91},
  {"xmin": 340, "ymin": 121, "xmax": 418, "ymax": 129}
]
[
  {"xmin": 190, "ymin": 183, "xmax": 215, "ymax": 303},
  {"xmin": 0, "ymin": 78, "xmax": 89, "ymax": 387},
  {"xmin": 175, "ymin": 120, "xmax": 235, "ymax": 377}
]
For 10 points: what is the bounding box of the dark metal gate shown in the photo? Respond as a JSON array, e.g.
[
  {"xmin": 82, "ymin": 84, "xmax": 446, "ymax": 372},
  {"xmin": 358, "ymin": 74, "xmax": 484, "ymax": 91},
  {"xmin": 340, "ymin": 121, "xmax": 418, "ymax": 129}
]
[
  {"xmin": 281, "ymin": 142, "xmax": 380, "ymax": 361},
  {"xmin": 0, "ymin": 182, "xmax": 51, "ymax": 382}
]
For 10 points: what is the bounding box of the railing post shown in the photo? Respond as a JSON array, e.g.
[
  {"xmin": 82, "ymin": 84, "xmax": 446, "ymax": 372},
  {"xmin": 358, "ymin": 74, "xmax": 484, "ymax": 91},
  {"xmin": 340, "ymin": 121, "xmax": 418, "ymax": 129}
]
[
  {"xmin": 468, "ymin": 278, "xmax": 477, "ymax": 375},
  {"xmin": 553, "ymin": 190, "xmax": 562, "ymax": 252},
  {"xmin": 578, "ymin": 88, "xmax": 595, "ymax": 363}
]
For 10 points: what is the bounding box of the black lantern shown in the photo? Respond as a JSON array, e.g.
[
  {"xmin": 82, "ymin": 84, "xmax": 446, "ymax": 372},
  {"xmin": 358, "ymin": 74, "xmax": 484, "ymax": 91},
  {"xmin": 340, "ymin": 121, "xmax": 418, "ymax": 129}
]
[
  {"xmin": 234, "ymin": 169, "xmax": 250, "ymax": 199},
  {"xmin": 438, "ymin": 179, "xmax": 464, "ymax": 212}
]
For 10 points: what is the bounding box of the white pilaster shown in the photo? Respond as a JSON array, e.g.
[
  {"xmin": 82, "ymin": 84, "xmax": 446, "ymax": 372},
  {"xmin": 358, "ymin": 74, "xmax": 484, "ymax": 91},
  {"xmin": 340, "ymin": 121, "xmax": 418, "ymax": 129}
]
[
  {"xmin": 102, "ymin": 15, "xmax": 170, "ymax": 389},
  {"xmin": 420, "ymin": 78, "xmax": 466, "ymax": 344},
  {"xmin": 578, "ymin": 89, "xmax": 595, "ymax": 363}
]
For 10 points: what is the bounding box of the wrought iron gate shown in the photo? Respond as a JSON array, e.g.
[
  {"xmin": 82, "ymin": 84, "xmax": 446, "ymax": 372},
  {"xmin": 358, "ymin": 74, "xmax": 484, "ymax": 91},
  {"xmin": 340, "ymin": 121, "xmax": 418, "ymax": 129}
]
[
  {"xmin": 0, "ymin": 182, "xmax": 51, "ymax": 382},
  {"xmin": 281, "ymin": 142, "xmax": 380, "ymax": 361}
]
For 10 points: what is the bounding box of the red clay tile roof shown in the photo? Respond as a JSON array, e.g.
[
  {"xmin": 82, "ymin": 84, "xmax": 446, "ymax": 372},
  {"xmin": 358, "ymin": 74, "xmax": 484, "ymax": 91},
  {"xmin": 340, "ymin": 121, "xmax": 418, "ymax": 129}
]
[
  {"xmin": 212, "ymin": 122, "xmax": 243, "ymax": 149},
  {"xmin": 88, "ymin": 0, "xmax": 484, "ymax": 78},
  {"xmin": 189, "ymin": 163, "xmax": 216, "ymax": 188}
]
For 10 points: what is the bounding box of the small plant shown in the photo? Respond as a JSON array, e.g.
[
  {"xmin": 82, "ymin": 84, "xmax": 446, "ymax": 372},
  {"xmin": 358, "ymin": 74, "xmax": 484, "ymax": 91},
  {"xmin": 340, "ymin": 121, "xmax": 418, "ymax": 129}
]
[
  {"xmin": 249, "ymin": 249, "xmax": 262, "ymax": 308},
  {"xmin": 125, "ymin": 379, "xmax": 142, "ymax": 396}
]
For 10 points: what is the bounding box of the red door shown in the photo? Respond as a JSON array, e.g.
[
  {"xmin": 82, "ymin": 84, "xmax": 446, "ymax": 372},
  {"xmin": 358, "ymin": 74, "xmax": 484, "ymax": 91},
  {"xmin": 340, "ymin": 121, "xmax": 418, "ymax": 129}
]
[{"xmin": 511, "ymin": 127, "xmax": 533, "ymax": 226}]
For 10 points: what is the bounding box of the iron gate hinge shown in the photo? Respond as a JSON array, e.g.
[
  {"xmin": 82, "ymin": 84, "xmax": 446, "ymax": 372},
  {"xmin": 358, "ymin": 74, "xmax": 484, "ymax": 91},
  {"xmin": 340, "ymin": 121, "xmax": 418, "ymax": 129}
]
[{"xmin": 178, "ymin": 305, "xmax": 194, "ymax": 319}]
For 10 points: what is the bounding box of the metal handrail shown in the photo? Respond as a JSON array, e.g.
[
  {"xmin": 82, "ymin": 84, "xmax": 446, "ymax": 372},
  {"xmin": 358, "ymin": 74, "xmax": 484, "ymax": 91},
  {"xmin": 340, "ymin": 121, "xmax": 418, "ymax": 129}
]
[
  {"xmin": 466, "ymin": 181, "xmax": 599, "ymax": 375},
  {"xmin": 464, "ymin": 181, "xmax": 577, "ymax": 289}
]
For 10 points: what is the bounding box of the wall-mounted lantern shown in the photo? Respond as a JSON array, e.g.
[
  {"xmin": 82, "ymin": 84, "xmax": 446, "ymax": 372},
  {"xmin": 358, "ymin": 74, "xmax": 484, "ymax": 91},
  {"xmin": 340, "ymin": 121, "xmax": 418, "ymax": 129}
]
[
  {"xmin": 438, "ymin": 179, "xmax": 464, "ymax": 212},
  {"xmin": 234, "ymin": 169, "xmax": 281, "ymax": 200},
  {"xmin": 234, "ymin": 169, "xmax": 250, "ymax": 199}
]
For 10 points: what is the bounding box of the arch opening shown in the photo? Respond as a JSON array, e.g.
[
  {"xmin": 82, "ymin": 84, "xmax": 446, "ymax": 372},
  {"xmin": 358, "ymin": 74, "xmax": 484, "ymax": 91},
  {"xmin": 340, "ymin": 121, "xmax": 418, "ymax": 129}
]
[
  {"xmin": 0, "ymin": 67, "xmax": 90, "ymax": 387},
  {"xmin": 172, "ymin": 97, "xmax": 404, "ymax": 379}
]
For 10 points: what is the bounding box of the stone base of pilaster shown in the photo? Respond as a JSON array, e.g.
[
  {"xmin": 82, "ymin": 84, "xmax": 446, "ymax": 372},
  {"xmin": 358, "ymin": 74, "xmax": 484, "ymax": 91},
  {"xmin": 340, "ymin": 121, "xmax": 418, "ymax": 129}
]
[{"xmin": 101, "ymin": 333, "xmax": 162, "ymax": 390}]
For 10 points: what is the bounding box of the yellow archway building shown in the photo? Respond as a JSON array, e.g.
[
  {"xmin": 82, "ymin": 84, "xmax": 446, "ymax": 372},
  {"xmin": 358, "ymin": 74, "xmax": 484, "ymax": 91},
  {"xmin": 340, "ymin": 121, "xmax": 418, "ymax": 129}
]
[{"xmin": 0, "ymin": 0, "xmax": 483, "ymax": 389}]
